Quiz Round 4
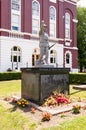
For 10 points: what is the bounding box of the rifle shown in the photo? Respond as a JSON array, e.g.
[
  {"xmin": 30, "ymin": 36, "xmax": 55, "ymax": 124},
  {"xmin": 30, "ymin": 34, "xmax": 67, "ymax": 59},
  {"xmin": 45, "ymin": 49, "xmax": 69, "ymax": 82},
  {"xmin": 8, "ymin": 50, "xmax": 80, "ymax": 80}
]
[{"xmin": 49, "ymin": 43, "xmax": 57, "ymax": 50}]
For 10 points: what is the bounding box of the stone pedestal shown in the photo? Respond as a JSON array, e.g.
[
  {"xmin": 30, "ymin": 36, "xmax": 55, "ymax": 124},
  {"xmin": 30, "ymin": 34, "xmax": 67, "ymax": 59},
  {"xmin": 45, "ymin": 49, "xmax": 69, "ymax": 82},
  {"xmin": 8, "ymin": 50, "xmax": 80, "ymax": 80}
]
[{"xmin": 21, "ymin": 68, "xmax": 70, "ymax": 104}]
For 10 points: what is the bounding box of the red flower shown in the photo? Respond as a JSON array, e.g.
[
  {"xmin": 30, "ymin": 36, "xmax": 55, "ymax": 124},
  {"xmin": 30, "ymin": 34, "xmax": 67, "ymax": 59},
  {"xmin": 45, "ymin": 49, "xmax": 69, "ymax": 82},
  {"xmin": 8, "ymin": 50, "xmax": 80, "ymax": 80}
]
[{"xmin": 55, "ymin": 96, "xmax": 70, "ymax": 104}]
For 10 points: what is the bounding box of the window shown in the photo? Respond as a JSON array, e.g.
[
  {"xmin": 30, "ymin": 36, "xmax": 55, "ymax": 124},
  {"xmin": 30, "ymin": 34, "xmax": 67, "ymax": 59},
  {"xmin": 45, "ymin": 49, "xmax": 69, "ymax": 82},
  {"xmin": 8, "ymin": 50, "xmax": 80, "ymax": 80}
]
[
  {"xmin": 50, "ymin": 23, "xmax": 56, "ymax": 37},
  {"xmin": 50, "ymin": 7, "xmax": 55, "ymax": 20},
  {"xmin": 50, "ymin": 50, "xmax": 56, "ymax": 63},
  {"xmin": 11, "ymin": 46, "xmax": 21, "ymax": 63},
  {"xmin": 50, "ymin": 6, "xmax": 56, "ymax": 37},
  {"xmin": 12, "ymin": 0, "xmax": 20, "ymax": 11},
  {"xmin": 12, "ymin": 26, "xmax": 19, "ymax": 31},
  {"xmin": 12, "ymin": 14, "xmax": 19, "ymax": 24},
  {"xmin": 32, "ymin": 19, "xmax": 39, "ymax": 34},
  {"xmin": 32, "ymin": 1, "xmax": 39, "ymax": 16},
  {"xmin": 11, "ymin": 0, "xmax": 21, "ymax": 31},
  {"xmin": 32, "ymin": 48, "xmax": 40, "ymax": 66},
  {"xmin": 11, "ymin": 14, "xmax": 20, "ymax": 31},
  {"xmin": 65, "ymin": 13, "xmax": 70, "ymax": 39},
  {"xmin": 65, "ymin": 51, "xmax": 72, "ymax": 69},
  {"xmin": 32, "ymin": 0, "xmax": 40, "ymax": 34}
]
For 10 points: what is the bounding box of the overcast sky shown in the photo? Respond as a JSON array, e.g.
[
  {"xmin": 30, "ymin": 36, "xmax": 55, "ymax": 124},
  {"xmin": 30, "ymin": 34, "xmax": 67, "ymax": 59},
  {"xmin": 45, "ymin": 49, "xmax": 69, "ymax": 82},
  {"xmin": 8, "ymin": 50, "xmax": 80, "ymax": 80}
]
[{"xmin": 77, "ymin": 0, "xmax": 86, "ymax": 7}]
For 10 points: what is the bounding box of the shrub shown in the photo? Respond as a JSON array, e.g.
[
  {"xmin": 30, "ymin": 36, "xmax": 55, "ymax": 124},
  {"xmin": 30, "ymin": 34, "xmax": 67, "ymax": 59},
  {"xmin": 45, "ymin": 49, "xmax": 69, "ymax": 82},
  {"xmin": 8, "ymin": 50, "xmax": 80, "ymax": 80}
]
[
  {"xmin": 0, "ymin": 72, "xmax": 21, "ymax": 81},
  {"xmin": 69, "ymin": 73, "xmax": 86, "ymax": 84}
]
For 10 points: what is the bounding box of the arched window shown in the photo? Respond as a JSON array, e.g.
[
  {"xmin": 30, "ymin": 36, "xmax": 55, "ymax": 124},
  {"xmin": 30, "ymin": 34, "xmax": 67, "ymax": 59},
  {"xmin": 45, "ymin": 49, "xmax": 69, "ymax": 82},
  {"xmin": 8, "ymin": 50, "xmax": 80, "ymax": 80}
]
[
  {"xmin": 32, "ymin": 48, "xmax": 40, "ymax": 66},
  {"xmin": 50, "ymin": 50, "xmax": 56, "ymax": 63},
  {"xmin": 50, "ymin": 6, "xmax": 56, "ymax": 37},
  {"xmin": 32, "ymin": 0, "xmax": 40, "ymax": 34},
  {"xmin": 65, "ymin": 12, "xmax": 70, "ymax": 39},
  {"xmin": 65, "ymin": 51, "xmax": 72, "ymax": 69},
  {"xmin": 11, "ymin": 46, "xmax": 21, "ymax": 70}
]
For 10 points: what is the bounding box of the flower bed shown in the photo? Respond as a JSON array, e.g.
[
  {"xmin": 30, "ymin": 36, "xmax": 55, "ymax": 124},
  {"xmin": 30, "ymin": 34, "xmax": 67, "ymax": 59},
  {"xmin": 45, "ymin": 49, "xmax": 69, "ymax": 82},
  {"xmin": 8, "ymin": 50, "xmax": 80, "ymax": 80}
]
[{"xmin": 43, "ymin": 92, "xmax": 71, "ymax": 107}]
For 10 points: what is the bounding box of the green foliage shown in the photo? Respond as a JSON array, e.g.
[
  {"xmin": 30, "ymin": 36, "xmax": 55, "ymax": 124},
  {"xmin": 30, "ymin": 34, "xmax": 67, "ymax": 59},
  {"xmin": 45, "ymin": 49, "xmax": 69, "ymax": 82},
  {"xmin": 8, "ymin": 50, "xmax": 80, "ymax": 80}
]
[
  {"xmin": 77, "ymin": 7, "xmax": 86, "ymax": 72},
  {"xmin": 0, "ymin": 72, "xmax": 21, "ymax": 81},
  {"xmin": 69, "ymin": 73, "xmax": 86, "ymax": 84}
]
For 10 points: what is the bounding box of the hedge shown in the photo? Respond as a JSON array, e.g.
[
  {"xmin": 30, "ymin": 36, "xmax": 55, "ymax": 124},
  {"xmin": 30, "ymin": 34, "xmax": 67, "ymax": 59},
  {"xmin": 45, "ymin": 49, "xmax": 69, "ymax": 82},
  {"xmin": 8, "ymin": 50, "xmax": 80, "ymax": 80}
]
[
  {"xmin": 69, "ymin": 73, "xmax": 86, "ymax": 84},
  {"xmin": 0, "ymin": 72, "xmax": 86, "ymax": 84},
  {"xmin": 0, "ymin": 72, "xmax": 21, "ymax": 81}
]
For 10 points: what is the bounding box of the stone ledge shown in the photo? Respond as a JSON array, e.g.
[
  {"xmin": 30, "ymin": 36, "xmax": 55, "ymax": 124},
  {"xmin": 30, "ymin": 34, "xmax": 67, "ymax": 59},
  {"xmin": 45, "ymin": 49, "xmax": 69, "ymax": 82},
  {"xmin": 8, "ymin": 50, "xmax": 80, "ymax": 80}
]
[
  {"xmin": 73, "ymin": 85, "xmax": 86, "ymax": 90},
  {"xmin": 29, "ymin": 101, "xmax": 86, "ymax": 115}
]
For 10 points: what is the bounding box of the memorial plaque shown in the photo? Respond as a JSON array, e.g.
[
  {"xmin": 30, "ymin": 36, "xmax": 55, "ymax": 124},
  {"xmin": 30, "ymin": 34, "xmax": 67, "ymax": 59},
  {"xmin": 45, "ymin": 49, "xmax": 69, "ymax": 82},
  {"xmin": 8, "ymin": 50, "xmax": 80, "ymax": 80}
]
[{"xmin": 41, "ymin": 74, "xmax": 69, "ymax": 101}]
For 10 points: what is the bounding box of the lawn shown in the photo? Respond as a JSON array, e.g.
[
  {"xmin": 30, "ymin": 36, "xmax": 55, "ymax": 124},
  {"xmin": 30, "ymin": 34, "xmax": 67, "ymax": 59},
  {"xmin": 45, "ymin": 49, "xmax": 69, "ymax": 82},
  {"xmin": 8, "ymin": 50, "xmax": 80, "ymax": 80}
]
[
  {"xmin": 0, "ymin": 80, "xmax": 86, "ymax": 130},
  {"xmin": 43, "ymin": 115, "xmax": 86, "ymax": 130},
  {"xmin": 0, "ymin": 105, "xmax": 36, "ymax": 130},
  {"xmin": 0, "ymin": 80, "xmax": 21, "ymax": 97}
]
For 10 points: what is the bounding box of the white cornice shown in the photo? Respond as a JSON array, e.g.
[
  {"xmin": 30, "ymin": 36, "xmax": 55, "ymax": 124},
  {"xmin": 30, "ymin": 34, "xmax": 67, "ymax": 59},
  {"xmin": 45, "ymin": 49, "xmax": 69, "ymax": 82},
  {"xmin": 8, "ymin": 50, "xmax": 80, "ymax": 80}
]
[
  {"xmin": 64, "ymin": 0, "xmax": 77, "ymax": 5},
  {"xmin": 64, "ymin": 46, "xmax": 78, "ymax": 50},
  {"xmin": 59, "ymin": 0, "xmax": 79, "ymax": 5},
  {"xmin": 72, "ymin": 19, "xmax": 78, "ymax": 23}
]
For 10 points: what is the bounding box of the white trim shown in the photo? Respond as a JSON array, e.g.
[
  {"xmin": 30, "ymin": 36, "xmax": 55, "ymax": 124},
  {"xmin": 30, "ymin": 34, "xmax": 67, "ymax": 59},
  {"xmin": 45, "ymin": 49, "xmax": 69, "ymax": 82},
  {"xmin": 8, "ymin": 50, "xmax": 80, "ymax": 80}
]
[
  {"xmin": 0, "ymin": 28, "xmax": 76, "ymax": 44},
  {"xmin": 72, "ymin": 19, "xmax": 78, "ymax": 23},
  {"xmin": 50, "ymin": 0, "xmax": 56, "ymax": 3},
  {"xmin": 65, "ymin": 42, "xmax": 70, "ymax": 46},
  {"xmin": 64, "ymin": 0, "xmax": 77, "ymax": 5},
  {"xmin": 58, "ymin": 0, "xmax": 64, "ymax": 2},
  {"xmin": 64, "ymin": 46, "xmax": 78, "ymax": 50},
  {"xmin": 64, "ymin": 38, "xmax": 72, "ymax": 42}
]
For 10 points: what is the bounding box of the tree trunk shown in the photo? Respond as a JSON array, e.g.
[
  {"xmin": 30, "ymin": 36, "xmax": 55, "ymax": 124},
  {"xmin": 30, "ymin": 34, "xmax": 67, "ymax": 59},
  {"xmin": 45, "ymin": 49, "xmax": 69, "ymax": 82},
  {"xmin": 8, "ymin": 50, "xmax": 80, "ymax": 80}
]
[{"xmin": 80, "ymin": 65, "xmax": 83, "ymax": 72}]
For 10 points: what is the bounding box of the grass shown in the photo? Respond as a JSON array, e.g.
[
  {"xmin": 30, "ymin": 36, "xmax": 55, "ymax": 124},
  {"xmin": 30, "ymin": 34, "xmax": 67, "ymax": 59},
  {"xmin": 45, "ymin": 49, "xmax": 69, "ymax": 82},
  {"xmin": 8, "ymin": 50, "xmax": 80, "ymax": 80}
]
[
  {"xmin": 0, "ymin": 105, "xmax": 36, "ymax": 130},
  {"xmin": 0, "ymin": 80, "xmax": 21, "ymax": 97},
  {"xmin": 42, "ymin": 115, "xmax": 86, "ymax": 130},
  {"xmin": 0, "ymin": 80, "xmax": 37, "ymax": 130},
  {"xmin": 70, "ymin": 85, "xmax": 86, "ymax": 99},
  {"xmin": 0, "ymin": 80, "xmax": 86, "ymax": 130}
]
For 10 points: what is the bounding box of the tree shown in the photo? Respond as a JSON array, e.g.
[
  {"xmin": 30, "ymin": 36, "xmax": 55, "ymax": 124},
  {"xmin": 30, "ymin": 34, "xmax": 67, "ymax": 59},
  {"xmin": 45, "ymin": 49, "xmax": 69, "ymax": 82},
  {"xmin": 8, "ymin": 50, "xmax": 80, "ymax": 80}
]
[{"xmin": 77, "ymin": 7, "xmax": 86, "ymax": 72}]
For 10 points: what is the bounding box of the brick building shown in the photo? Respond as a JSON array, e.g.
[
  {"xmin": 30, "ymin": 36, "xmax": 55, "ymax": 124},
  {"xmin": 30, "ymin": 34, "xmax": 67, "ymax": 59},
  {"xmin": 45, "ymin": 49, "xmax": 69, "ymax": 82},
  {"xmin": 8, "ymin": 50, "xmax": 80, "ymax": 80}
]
[{"xmin": 0, "ymin": 0, "xmax": 78, "ymax": 72}]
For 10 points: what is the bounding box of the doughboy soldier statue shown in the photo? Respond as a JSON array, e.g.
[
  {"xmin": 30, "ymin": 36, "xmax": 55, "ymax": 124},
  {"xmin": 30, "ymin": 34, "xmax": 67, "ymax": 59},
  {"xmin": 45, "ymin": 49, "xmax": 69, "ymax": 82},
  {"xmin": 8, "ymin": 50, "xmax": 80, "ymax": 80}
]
[{"xmin": 37, "ymin": 20, "xmax": 49, "ymax": 65}]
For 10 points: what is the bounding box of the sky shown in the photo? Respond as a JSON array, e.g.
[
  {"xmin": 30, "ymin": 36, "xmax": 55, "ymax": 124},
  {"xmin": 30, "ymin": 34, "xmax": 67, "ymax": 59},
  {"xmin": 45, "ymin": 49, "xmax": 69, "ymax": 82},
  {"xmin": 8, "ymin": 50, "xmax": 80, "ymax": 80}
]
[{"xmin": 77, "ymin": 0, "xmax": 86, "ymax": 7}]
